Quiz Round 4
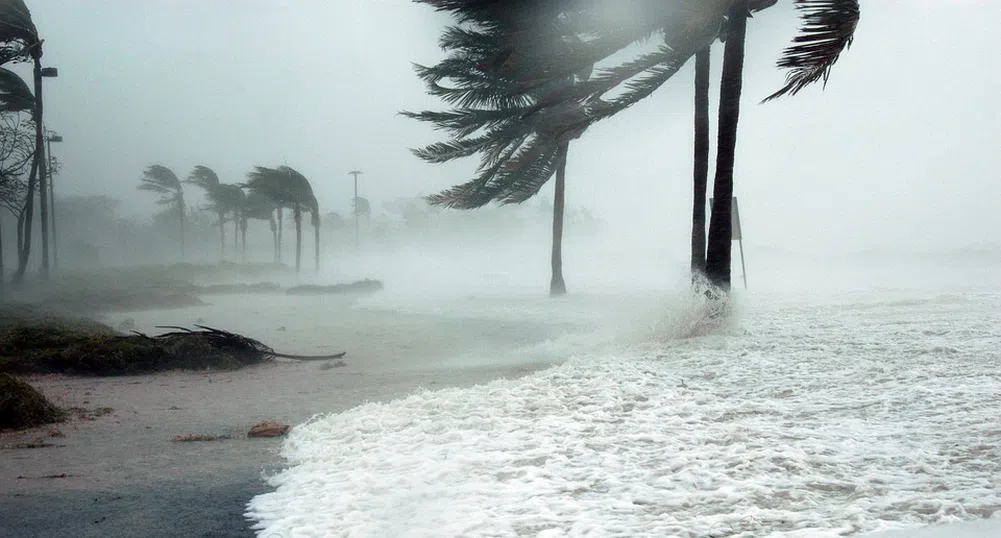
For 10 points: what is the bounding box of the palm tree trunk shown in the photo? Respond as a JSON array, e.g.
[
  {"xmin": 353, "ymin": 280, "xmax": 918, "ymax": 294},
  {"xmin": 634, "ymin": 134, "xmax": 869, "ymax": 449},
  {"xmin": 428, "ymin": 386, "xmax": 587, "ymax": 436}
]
[
  {"xmin": 241, "ymin": 218, "xmax": 248, "ymax": 262},
  {"xmin": 313, "ymin": 217, "xmax": 320, "ymax": 272},
  {"xmin": 179, "ymin": 199, "xmax": 186, "ymax": 260},
  {"xmin": 233, "ymin": 211, "xmax": 239, "ymax": 253},
  {"xmin": 705, "ymin": 0, "xmax": 749, "ymax": 293},
  {"xmin": 293, "ymin": 204, "xmax": 302, "ymax": 274},
  {"xmin": 13, "ymin": 156, "xmax": 40, "ymax": 283},
  {"xmin": 269, "ymin": 215, "xmax": 278, "ymax": 263},
  {"xmin": 550, "ymin": 142, "xmax": 569, "ymax": 297},
  {"xmin": 691, "ymin": 46, "xmax": 711, "ymax": 279},
  {"xmin": 277, "ymin": 208, "xmax": 284, "ymax": 263},
  {"xmin": 218, "ymin": 211, "xmax": 226, "ymax": 260},
  {"xmin": 0, "ymin": 214, "xmax": 5, "ymax": 296},
  {"xmin": 34, "ymin": 58, "xmax": 50, "ymax": 280}
]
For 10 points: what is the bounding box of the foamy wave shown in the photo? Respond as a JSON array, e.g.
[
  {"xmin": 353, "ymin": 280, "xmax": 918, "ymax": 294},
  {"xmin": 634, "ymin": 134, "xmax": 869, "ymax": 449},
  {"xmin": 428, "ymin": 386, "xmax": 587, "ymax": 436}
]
[{"xmin": 247, "ymin": 292, "xmax": 1001, "ymax": 537}]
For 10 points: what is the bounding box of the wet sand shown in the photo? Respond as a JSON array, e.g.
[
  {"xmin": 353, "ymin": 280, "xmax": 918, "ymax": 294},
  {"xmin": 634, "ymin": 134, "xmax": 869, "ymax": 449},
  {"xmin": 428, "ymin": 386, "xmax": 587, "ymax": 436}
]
[{"xmin": 0, "ymin": 295, "xmax": 576, "ymax": 538}]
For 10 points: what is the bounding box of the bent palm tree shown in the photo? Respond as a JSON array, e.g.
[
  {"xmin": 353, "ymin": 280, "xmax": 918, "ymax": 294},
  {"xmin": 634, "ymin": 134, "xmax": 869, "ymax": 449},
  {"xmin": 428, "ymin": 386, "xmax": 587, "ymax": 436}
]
[
  {"xmin": 406, "ymin": 11, "xmax": 593, "ymax": 296},
  {"xmin": 138, "ymin": 165, "xmax": 185, "ymax": 258},
  {"xmin": 243, "ymin": 166, "xmax": 320, "ymax": 273}
]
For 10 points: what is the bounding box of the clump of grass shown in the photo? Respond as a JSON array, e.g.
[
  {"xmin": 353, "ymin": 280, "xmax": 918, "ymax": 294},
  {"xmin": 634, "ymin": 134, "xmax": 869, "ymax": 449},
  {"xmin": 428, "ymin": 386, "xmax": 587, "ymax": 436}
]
[{"xmin": 0, "ymin": 373, "xmax": 65, "ymax": 431}]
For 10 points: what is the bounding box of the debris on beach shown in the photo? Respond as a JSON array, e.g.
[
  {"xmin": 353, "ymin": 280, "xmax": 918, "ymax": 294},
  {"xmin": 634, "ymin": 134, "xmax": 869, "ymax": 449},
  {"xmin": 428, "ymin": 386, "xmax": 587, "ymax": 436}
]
[
  {"xmin": 248, "ymin": 421, "xmax": 290, "ymax": 438},
  {"xmin": 0, "ymin": 320, "xmax": 346, "ymax": 376},
  {"xmin": 286, "ymin": 279, "xmax": 384, "ymax": 296}
]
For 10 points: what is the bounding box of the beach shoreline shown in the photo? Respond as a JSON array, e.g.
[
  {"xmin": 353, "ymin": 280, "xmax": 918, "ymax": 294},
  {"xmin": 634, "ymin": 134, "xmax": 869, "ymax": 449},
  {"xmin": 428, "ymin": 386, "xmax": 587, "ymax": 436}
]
[{"xmin": 1, "ymin": 295, "xmax": 575, "ymax": 538}]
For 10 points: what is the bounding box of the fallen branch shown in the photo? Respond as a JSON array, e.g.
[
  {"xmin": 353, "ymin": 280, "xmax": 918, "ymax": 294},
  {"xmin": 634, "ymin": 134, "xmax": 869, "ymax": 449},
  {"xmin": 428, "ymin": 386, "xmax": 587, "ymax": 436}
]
[{"xmin": 152, "ymin": 325, "xmax": 347, "ymax": 361}]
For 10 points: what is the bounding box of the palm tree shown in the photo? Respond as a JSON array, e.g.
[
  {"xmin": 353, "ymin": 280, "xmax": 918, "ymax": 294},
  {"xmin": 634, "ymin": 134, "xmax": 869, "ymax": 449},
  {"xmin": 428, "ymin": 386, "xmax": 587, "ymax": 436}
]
[
  {"xmin": 414, "ymin": 0, "xmax": 860, "ymax": 293},
  {"xmin": 1, "ymin": 0, "xmax": 48, "ymax": 283},
  {"xmin": 185, "ymin": 165, "xmax": 246, "ymax": 261},
  {"xmin": 243, "ymin": 166, "xmax": 319, "ymax": 273},
  {"xmin": 138, "ymin": 165, "xmax": 185, "ymax": 257},
  {"xmin": 405, "ymin": 11, "xmax": 593, "ymax": 296}
]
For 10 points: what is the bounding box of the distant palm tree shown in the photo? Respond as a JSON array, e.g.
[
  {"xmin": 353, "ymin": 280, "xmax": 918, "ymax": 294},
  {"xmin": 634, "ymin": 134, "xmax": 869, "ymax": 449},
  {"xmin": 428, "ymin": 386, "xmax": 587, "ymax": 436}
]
[
  {"xmin": 185, "ymin": 165, "xmax": 246, "ymax": 260},
  {"xmin": 138, "ymin": 165, "xmax": 185, "ymax": 257},
  {"xmin": 240, "ymin": 190, "xmax": 279, "ymax": 262},
  {"xmin": 243, "ymin": 166, "xmax": 320, "ymax": 273}
]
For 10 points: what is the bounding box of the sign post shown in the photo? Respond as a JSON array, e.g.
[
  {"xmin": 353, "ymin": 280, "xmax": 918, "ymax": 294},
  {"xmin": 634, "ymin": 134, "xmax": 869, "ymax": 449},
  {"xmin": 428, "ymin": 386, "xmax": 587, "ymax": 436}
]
[{"xmin": 709, "ymin": 196, "xmax": 747, "ymax": 289}]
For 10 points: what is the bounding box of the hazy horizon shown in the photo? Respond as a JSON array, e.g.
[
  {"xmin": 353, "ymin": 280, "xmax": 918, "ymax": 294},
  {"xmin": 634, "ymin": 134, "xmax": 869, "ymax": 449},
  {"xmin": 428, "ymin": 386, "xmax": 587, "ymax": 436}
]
[{"xmin": 6, "ymin": 0, "xmax": 1000, "ymax": 267}]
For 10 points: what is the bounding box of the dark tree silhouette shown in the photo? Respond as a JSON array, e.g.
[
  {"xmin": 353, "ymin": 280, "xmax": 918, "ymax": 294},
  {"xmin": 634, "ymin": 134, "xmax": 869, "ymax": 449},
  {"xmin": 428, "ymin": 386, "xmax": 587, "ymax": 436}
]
[
  {"xmin": 138, "ymin": 165, "xmax": 186, "ymax": 258},
  {"xmin": 406, "ymin": 4, "xmax": 593, "ymax": 295},
  {"xmin": 186, "ymin": 165, "xmax": 245, "ymax": 261},
  {"xmin": 243, "ymin": 166, "xmax": 320, "ymax": 273}
]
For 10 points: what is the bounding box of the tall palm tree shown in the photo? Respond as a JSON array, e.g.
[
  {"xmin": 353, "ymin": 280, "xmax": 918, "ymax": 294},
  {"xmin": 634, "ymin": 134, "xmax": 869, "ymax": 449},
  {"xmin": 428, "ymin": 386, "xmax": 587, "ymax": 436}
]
[
  {"xmin": 405, "ymin": 11, "xmax": 593, "ymax": 296},
  {"xmin": 138, "ymin": 165, "xmax": 185, "ymax": 257},
  {"xmin": 243, "ymin": 166, "xmax": 319, "ymax": 273},
  {"xmin": 704, "ymin": 0, "xmax": 749, "ymax": 291},
  {"xmin": 414, "ymin": 0, "xmax": 860, "ymax": 293}
]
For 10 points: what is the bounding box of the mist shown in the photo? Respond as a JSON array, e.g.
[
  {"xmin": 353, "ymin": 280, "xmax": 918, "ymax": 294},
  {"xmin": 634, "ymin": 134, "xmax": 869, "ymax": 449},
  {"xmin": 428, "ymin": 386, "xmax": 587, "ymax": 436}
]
[
  {"xmin": 1, "ymin": 0, "xmax": 997, "ymax": 280},
  {"xmin": 2, "ymin": 2, "xmax": 1000, "ymax": 538}
]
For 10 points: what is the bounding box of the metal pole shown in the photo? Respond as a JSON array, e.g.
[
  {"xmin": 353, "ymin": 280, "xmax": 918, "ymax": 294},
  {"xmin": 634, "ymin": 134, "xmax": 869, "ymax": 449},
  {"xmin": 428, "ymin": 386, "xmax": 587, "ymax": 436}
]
[
  {"xmin": 349, "ymin": 170, "xmax": 362, "ymax": 251},
  {"xmin": 47, "ymin": 137, "xmax": 58, "ymax": 271},
  {"xmin": 738, "ymin": 238, "xmax": 747, "ymax": 290},
  {"xmin": 354, "ymin": 175, "xmax": 358, "ymax": 250}
]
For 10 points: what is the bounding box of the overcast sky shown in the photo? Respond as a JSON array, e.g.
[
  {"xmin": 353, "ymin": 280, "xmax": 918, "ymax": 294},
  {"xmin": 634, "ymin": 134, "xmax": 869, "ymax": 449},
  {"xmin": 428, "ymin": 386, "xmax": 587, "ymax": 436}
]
[{"xmin": 17, "ymin": 0, "xmax": 1001, "ymax": 256}]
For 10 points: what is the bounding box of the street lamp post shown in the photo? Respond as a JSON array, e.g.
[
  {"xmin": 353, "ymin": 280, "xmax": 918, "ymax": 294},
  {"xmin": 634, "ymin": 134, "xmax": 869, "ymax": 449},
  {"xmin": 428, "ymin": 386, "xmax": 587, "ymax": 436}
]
[
  {"xmin": 46, "ymin": 133, "xmax": 63, "ymax": 271},
  {"xmin": 348, "ymin": 170, "xmax": 363, "ymax": 250},
  {"xmin": 36, "ymin": 65, "xmax": 58, "ymax": 279}
]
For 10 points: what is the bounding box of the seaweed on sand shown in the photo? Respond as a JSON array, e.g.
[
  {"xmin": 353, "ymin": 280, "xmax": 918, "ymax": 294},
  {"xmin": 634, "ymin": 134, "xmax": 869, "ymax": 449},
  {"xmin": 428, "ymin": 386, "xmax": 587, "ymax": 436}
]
[
  {"xmin": 0, "ymin": 373, "xmax": 65, "ymax": 430},
  {"xmin": 0, "ymin": 324, "xmax": 345, "ymax": 376}
]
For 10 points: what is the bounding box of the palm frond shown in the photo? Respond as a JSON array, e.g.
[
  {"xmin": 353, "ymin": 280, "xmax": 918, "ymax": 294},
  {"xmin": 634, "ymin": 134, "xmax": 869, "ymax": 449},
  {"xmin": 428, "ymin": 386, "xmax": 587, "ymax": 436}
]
[
  {"xmin": 0, "ymin": 67, "xmax": 32, "ymax": 112},
  {"xmin": 762, "ymin": 0, "xmax": 860, "ymax": 102},
  {"xmin": 186, "ymin": 165, "xmax": 221, "ymax": 190},
  {"xmin": 0, "ymin": 0, "xmax": 38, "ymax": 47}
]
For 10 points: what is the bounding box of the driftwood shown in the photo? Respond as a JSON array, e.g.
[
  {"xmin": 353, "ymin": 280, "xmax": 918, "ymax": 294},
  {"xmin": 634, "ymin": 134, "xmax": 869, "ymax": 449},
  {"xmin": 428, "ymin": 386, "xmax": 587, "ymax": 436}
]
[{"xmin": 149, "ymin": 325, "xmax": 346, "ymax": 361}]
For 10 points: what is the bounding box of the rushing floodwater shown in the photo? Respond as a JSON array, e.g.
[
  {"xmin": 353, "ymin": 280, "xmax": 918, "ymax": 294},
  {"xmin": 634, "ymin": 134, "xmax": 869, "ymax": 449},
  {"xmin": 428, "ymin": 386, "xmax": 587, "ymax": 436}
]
[{"xmin": 246, "ymin": 285, "xmax": 1000, "ymax": 537}]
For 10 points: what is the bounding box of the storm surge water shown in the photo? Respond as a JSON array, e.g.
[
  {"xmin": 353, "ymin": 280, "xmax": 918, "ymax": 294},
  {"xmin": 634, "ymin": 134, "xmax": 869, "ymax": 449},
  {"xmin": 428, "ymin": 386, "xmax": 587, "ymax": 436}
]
[{"xmin": 245, "ymin": 272, "xmax": 1000, "ymax": 537}]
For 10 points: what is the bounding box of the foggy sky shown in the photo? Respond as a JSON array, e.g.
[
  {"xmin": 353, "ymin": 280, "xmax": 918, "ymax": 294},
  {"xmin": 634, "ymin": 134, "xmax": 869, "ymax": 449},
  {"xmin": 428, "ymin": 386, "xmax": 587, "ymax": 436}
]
[{"xmin": 17, "ymin": 0, "xmax": 1001, "ymax": 257}]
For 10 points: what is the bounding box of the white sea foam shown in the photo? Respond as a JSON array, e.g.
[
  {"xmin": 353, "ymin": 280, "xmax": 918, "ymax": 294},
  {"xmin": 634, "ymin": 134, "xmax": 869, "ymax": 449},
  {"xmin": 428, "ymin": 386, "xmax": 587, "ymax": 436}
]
[{"xmin": 247, "ymin": 290, "xmax": 1001, "ymax": 537}]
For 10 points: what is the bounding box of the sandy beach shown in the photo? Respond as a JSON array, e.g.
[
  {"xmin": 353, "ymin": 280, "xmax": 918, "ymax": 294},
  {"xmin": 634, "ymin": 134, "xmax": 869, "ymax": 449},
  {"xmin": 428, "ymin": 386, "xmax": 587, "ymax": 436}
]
[{"xmin": 0, "ymin": 293, "xmax": 582, "ymax": 538}]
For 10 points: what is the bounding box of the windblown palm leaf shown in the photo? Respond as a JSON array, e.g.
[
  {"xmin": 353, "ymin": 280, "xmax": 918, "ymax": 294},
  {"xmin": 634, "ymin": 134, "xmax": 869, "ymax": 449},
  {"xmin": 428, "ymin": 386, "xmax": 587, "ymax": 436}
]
[
  {"xmin": 409, "ymin": 0, "xmax": 860, "ymax": 206},
  {"xmin": 138, "ymin": 165, "xmax": 183, "ymax": 205},
  {"xmin": 0, "ymin": 0, "xmax": 38, "ymax": 65},
  {"xmin": 762, "ymin": 0, "xmax": 860, "ymax": 102},
  {"xmin": 0, "ymin": 67, "xmax": 32, "ymax": 112},
  {"xmin": 186, "ymin": 164, "xmax": 221, "ymax": 190}
]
